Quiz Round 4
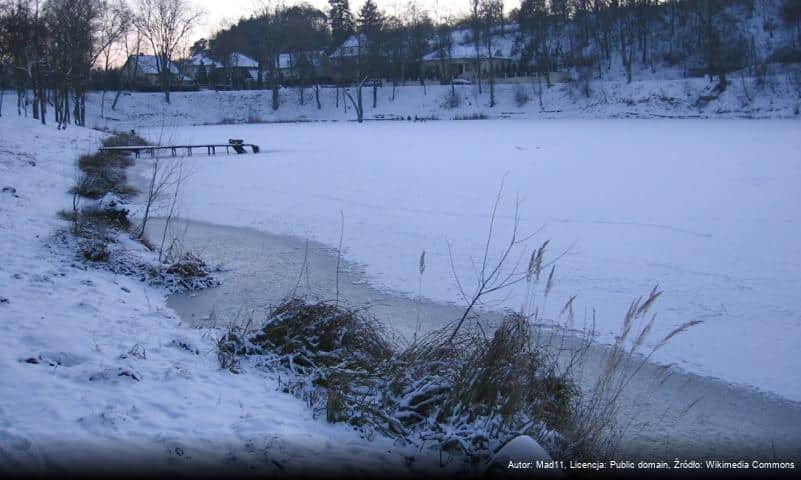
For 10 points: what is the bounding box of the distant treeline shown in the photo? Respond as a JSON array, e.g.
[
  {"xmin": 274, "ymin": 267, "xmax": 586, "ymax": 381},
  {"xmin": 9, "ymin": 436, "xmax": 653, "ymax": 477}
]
[
  {"xmin": 201, "ymin": 0, "xmax": 801, "ymax": 85},
  {"xmin": 1, "ymin": 0, "xmax": 800, "ymax": 125}
]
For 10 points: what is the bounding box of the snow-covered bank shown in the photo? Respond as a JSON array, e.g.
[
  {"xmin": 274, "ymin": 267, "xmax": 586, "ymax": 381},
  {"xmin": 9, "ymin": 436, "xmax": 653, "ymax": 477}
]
[
  {"xmin": 85, "ymin": 74, "xmax": 799, "ymax": 131},
  {"xmin": 0, "ymin": 116, "xmax": 431, "ymax": 476},
  {"xmin": 140, "ymin": 119, "xmax": 801, "ymax": 403}
]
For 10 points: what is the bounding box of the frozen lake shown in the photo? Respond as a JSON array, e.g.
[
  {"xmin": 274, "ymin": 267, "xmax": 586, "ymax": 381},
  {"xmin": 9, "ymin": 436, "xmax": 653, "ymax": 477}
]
[{"xmin": 141, "ymin": 119, "xmax": 801, "ymax": 402}]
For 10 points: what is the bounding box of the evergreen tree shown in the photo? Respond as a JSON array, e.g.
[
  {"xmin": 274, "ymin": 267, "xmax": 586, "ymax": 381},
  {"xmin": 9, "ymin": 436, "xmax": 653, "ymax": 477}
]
[
  {"xmin": 329, "ymin": 0, "xmax": 354, "ymax": 46},
  {"xmin": 357, "ymin": 0, "xmax": 383, "ymax": 40}
]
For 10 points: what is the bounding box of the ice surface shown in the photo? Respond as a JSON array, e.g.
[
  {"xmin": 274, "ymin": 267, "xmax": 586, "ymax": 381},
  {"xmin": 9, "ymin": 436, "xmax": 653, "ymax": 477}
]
[{"xmin": 143, "ymin": 118, "xmax": 801, "ymax": 401}]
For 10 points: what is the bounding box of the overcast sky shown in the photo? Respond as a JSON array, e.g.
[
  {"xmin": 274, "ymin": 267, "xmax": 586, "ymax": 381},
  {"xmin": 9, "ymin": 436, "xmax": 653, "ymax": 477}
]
[{"xmin": 189, "ymin": 1, "xmax": 484, "ymax": 42}]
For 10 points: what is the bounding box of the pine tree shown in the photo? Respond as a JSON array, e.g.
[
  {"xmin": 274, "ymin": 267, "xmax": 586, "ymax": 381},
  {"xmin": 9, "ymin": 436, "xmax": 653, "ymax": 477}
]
[
  {"xmin": 329, "ymin": 0, "xmax": 354, "ymax": 46},
  {"xmin": 358, "ymin": 0, "xmax": 383, "ymax": 41}
]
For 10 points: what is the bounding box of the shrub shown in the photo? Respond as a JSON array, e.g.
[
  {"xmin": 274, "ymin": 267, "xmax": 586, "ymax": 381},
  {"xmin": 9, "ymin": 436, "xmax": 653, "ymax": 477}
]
[
  {"xmin": 102, "ymin": 130, "xmax": 148, "ymax": 148},
  {"xmin": 220, "ymin": 297, "xmax": 579, "ymax": 459},
  {"xmin": 441, "ymin": 90, "xmax": 461, "ymax": 109},
  {"xmin": 80, "ymin": 239, "xmax": 110, "ymax": 262},
  {"xmin": 166, "ymin": 252, "xmax": 211, "ymax": 279},
  {"xmin": 514, "ymin": 85, "xmax": 530, "ymax": 107},
  {"xmin": 453, "ymin": 113, "xmax": 488, "ymax": 120}
]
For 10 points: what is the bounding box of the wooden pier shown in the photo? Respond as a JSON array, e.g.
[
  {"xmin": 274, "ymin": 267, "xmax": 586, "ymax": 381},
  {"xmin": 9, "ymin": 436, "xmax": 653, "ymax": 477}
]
[{"xmin": 100, "ymin": 139, "xmax": 260, "ymax": 158}]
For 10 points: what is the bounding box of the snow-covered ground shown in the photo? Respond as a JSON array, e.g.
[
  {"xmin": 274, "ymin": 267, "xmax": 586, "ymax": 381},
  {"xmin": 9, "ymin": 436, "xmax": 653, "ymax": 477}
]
[
  {"xmin": 84, "ymin": 73, "xmax": 800, "ymax": 133},
  {"xmin": 2, "ymin": 77, "xmax": 800, "ymax": 473},
  {"xmin": 142, "ymin": 118, "xmax": 801, "ymax": 403},
  {"xmin": 0, "ymin": 115, "xmax": 433, "ymax": 475}
]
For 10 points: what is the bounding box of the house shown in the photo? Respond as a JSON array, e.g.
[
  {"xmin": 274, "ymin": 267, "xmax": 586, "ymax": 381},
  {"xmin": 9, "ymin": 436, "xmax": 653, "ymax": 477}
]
[
  {"xmin": 184, "ymin": 52, "xmax": 222, "ymax": 85},
  {"xmin": 327, "ymin": 34, "xmax": 367, "ymax": 82},
  {"xmin": 422, "ymin": 44, "xmax": 515, "ymax": 82},
  {"xmin": 121, "ymin": 54, "xmax": 197, "ymax": 91},
  {"xmin": 277, "ymin": 51, "xmax": 327, "ymax": 83},
  {"xmin": 216, "ymin": 52, "xmax": 260, "ymax": 89}
]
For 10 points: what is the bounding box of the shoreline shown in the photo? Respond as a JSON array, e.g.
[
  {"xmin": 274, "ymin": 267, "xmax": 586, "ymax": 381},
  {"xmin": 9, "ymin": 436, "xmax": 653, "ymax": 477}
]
[{"xmin": 145, "ymin": 216, "xmax": 801, "ymax": 461}]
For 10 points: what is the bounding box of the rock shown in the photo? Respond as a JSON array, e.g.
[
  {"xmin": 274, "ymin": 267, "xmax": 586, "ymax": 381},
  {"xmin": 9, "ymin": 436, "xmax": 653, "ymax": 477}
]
[{"xmin": 485, "ymin": 435, "xmax": 562, "ymax": 478}]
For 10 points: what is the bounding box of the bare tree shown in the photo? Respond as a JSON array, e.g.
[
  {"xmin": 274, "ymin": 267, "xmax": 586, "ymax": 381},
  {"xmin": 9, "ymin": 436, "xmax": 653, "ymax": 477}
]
[
  {"xmin": 112, "ymin": 29, "xmax": 141, "ymax": 110},
  {"xmin": 95, "ymin": 0, "xmax": 132, "ymax": 118},
  {"xmin": 133, "ymin": 0, "xmax": 203, "ymax": 104},
  {"xmin": 138, "ymin": 154, "xmax": 185, "ymax": 239},
  {"xmin": 344, "ymin": 76, "xmax": 366, "ymax": 122},
  {"xmin": 480, "ymin": 0, "xmax": 503, "ymax": 107},
  {"xmin": 470, "ymin": 0, "xmax": 482, "ymax": 93}
]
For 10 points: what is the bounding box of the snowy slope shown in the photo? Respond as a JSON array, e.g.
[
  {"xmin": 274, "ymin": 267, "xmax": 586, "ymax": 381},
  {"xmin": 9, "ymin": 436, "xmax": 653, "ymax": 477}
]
[
  {"xmin": 0, "ymin": 116, "xmax": 433, "ymax": 475},
  {"xmin": 141, "ymin": 119, "xmax": 801, "ymax": 403},
  {"xmin": 85, "ymin": 72, "xmax": 800, "ymax": 132}
]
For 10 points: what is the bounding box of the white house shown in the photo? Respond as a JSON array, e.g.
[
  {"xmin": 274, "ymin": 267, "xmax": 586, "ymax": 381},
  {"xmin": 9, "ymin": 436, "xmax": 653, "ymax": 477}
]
[
  {"xmin": 121, "ymin": 54, "xmax": 196, "ymax": 90},
  {"xmin": 422, "ymin": 44, "xmax": 514, "ymax": 81},
  {"xmin": 184, "ymin": 52, "xmax": 222, "ymax": 82}
]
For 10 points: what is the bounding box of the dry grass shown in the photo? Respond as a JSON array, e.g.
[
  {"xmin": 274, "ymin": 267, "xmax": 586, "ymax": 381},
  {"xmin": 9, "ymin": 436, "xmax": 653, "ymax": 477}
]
[
  {"xmin": 221, "ymin": 296, "xmax": 580, "ymax": 459},
  {"xmin": 101, "ymin": 130, "xmax": 148, "ymax": 148}
]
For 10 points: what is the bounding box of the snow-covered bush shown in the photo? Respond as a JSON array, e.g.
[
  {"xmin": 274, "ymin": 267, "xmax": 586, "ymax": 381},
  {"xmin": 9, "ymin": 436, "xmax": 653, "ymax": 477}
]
[
  {"xmin": 441, "ymin": 90, "xmax": 462, "ymax": 109},
  {"xmin": 61, "ymin": 131, "xmax": 219, "ymax": 292},
  {"xmin": 219, "ymin": 297, "xmax": 580, "ymax": 462}
]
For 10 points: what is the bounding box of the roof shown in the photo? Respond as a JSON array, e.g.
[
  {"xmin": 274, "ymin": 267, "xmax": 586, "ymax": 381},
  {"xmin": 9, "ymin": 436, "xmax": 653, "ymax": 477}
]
[
  {"xmin": 329, "ymin": 34, "xmax": 366, "ymax": 58},
  {"xmin": 227, "ymin": 52, "xmax": 259, "ymax": 68},
  {"xmin": 126, "ymin": 54, "xmax": 180, "ymax": 75},
  {"xmin": 342, "ymin": 34, "xmax": 364, "ymax": 49},
  {"xmin": 278, "ymin": 51, "xmax": 324, "ymax": 70},
  {"xmin": 188, "ymin": 52, "xmax": 222, "ymax": 68},
  {"xmin": 422, "ymin": 44, "xmax": 512, "ymax": 62}
]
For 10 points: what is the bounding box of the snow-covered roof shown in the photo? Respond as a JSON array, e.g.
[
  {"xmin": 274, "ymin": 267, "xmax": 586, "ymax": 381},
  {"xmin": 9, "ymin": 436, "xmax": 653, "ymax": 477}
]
[
  {"xmin": 422, "ymin": 44, "xmax": 512, "ymax": 62},
  {"xmin": 227, "ymin": 52, "xmax": 259, "ymax": 68},
  {"xmin": 329, "ymin": 34, "xmax": 366, "ymax": 58},
  {"xmin": 126, "ymin": 54, "xmax": 180, "ymax": 75},
  {"xmin": 341, "ymin": 34, "xmax": 364, "ymax": 49},
  {"xmin": 188, "ymin": 52, "xmax": 222, "ymax": 68}
]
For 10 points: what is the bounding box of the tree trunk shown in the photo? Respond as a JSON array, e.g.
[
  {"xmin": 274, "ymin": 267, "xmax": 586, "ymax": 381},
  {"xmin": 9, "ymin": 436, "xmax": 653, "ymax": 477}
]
[
  {"xmin": 272, "ymin": 86, "xmax": 280, "ymax": 111},
  {"xmin": 536, "ymin": 72, "xmax": 543, "ymax": 110},
  {"xmin": 489, "ymin": 57, "xmax": 495, "ymax": 108},
  {"xmin": 161, "ymin": 67, "xmax": 171, "ymax": 104},
  {"xmin": 39, "ymin": 86, "xmax": 46, "ymax": 125},
  {"xmin": 357, "ymin": 84, "xmax": 363, "ymax": 122}
]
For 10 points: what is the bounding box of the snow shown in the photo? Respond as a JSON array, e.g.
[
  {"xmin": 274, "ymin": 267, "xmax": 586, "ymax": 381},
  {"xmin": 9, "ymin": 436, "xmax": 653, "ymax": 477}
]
[
  {"xmin": 423, "ymin": 43, "xmax": 513, "ymax": 61},
  {"xmin": 187, "ymin": 52, "xmax": 221, "ymax": 68},
  {"xmin": 226, "ymin": 52, "xmax": 259, "ymax": 68},
  {"xmin": 1, "ymin": 65, "xmax": 799, "ymax": 473},
  {"xmin": 139, "ymin": 118, "xmax": 801, "ymax": 403},
  {"xmin": 0, "ymin": 115, "xmax": 431, "ymax": 475},
  {"xmin": 487, "ymin": 435, "xmax": 554, "ymax": 475},
  {"xmin": 86, "ymin": 72, "xmax": 800, "ymax": 133}
]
